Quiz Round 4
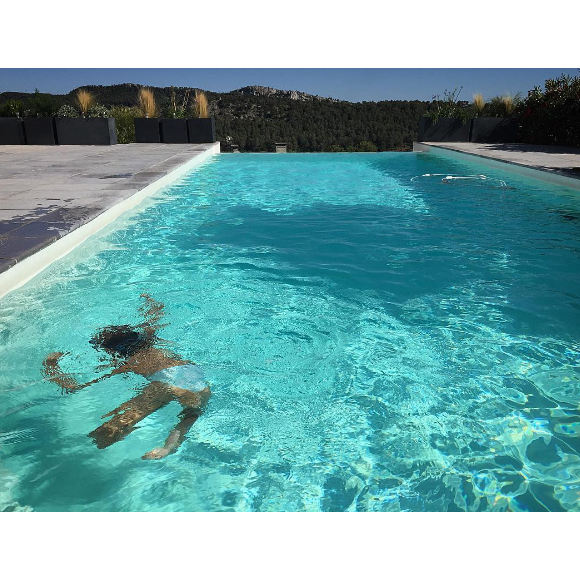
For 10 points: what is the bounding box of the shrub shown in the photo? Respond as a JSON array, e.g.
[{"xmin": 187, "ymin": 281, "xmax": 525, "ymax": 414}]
[
  {"xmin": 519, "ymin": 74, "xmax": 580, "ymax": 147},
  {"xmin": 77, "ymin": 89, "xmax": 94, "ymax": 116},
  {"xmin": 424, "ymin": 87, "xmax": 469, "ymax": 123},
  {"xmin": 501, "ymin": 93, "xmax": 517, "ymax": 116},
  {"xmin": 424, "ymin": 88, "xmax": 522, "ymax": 123},
  {"xmin": 488, "ymin": 93, "xmax": 521, "ymax": 117},
  {"xmin": 138, "ymin": 87, "xmax": 158, "ymax": 118},
  {"xmin": 485, "ymin": 96, "xmax": 505, "ymax": 118},
  {"xmin": 56, "ymin": 104, "xmax": 79, "ymax": 118},
  {"xmin": 472, "ymin": 93, "xmax": 485, "ymax": 116},
  {"xmin": 358, "ymin": 140, "xmax": 378, "ymax": 152},
  {"xmin": 24, "ymin": 89, "xmax": 58, "ymax": 117},
  {"xmin": 110, "ymin": 106, "xmax": 139, "ymax": 143},
  {"xmin": 0, "ymin": 99, "xmax": 24, "ymax": 117},
  {"xmin": 164, "ymin": 87, "xmax": 190, "ymax": 118},
  {"xmin": 193, "ymin": 90, "xmax": 209, "ymax": 118},
  {"xmin": 87, "ymin": 105, "xmax": 110, "ymax": 118}
]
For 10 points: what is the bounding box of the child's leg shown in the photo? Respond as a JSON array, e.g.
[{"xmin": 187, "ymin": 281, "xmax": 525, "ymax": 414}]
[
  {"xmin": 142, "ymin": 408, "xmax": 200, "ymax": 460},
  {"xmin": 88, "ymin": 381, "xmax": 173, "ymax": 449},
  {"xmin": 142, "ymin": 388, "xmax": 211, "ymax": 459}
]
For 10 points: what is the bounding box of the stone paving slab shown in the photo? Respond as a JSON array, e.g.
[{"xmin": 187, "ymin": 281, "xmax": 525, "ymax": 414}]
[
  {"xmin": 421, "ymin": 142, "xmax": 580, "ymax": 180},
  {"xmin": 0, "ymin": 143, "xmax": 218, "ymax": 273}
]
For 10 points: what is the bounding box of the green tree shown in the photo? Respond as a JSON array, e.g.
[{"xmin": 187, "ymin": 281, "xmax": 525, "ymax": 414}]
[{"xmin": 357, "ymin": 140, "xmax": 378, "ymax": 152}]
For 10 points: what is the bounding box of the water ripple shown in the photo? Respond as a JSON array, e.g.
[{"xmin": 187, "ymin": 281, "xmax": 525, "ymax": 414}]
[{"xmin": 0, "ymin": 153, "xmax": 579, "ymax": 510}]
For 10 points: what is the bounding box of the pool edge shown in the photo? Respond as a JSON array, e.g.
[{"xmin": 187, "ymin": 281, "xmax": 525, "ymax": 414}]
[
  {"xmin": 413, "ymin": 142, "xmax": 580, "ymax": 192},
  {"xmin": 0, "ymin": 142, "xmax": 221, "ymax": 300}
]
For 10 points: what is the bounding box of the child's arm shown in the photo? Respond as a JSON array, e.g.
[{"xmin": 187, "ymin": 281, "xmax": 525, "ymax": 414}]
[
  {"xmin": 42, "ymin": 352, "xmax": 121, "ymax": 393},
  {"xmin": 139, "ymin": 293, "xmax": 166, "ymax": 332}
]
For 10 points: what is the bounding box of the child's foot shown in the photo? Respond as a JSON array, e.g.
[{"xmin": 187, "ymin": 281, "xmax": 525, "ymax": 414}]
[{"xmin": 142, "ymin": 447, "xmax": 171, "ymax": 460}]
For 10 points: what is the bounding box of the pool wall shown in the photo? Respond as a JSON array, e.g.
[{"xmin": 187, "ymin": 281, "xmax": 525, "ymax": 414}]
[{"xmin": 0, "ymin": 141, "xmax": 220, "ymax": 300}]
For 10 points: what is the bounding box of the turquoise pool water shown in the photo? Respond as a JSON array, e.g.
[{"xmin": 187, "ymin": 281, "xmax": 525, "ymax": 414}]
[{"xmin": 1, "ymin": 152, "xmax": 580, "ymax": 511}]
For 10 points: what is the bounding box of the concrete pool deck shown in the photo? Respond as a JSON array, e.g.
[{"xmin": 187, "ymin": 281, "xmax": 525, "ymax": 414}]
[
  {"xmin": 0, "ymin": 142, "xmax": 220, "ymax": 298},
  {"xmin": 0, "ymin": 143, "xmax": 219, "ymax": 275},
  {"xmin": 415, "ymin": 142, "xmax": 580, "ymax": 187}
]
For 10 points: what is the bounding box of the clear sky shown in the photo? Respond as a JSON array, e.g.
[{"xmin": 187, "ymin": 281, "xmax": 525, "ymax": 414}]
[{"xmin": 0, "ymin": 68, "xmax": 577, "ymax": 102}]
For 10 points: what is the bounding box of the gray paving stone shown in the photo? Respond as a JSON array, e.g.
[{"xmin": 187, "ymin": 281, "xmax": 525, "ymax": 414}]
[
  {"xmin": 0, "ymin": 220, "xmax": 31, "ymax": 236},
  {"xmin": 0, "ymin": 188, "xmax": 33, "ymax": 196},
  {"xmin": 0, "ymin": 200, "xmax": 61, "ymax": 210},
  {"xmin": 0, "ymin": 207, "xmax": 57, "ymax": 221},
  {"xmin": 8, "ymin": 220, "xmax": 66, "ymax": 238},
  {"xmin": 0, "ymin": 143, "xmax": 217, "ymax": 270},
  {"xmin": 0, "ymin": 232, "xmax": 60, "ymax": 261}
]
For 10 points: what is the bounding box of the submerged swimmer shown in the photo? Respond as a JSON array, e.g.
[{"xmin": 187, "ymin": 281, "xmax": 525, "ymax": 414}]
[{"xmin": 42, "ymin": 294, "xmax": 210, "ymax": 460}]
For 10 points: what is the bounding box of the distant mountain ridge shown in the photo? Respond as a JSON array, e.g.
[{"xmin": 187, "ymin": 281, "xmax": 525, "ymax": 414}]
[{"xmin": 0, "ymin": 83, "xmax": 341, "ymax": 104}]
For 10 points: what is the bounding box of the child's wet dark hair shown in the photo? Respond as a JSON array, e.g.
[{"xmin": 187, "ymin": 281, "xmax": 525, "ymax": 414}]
[{"xmin": 90, "ymin": 325, "xmax": 151, "ymax": 358}]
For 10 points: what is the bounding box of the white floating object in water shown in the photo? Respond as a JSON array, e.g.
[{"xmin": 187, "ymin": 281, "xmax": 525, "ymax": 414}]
[{"xmin": 412, "ymin": 173, "xmax": 512, "ymax": 188}]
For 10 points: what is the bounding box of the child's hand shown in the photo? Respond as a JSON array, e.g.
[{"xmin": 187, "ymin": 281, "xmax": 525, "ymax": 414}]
[
  {"xmin": 41, "ymin": 352, "xmax": 80, "ymax": 392},
  {"xmin": 43, "ymin": 351, "xmax": 66, "ymax": 370},
  {"xmin": 42, "ymin": 352, "xmax": 67, "ymax": 381},
  {"xmin": 142, "ymin": 447, "xmax": 171, "ymax": 460}
]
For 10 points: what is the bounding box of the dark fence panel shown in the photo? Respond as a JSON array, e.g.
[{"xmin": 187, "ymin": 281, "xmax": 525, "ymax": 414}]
[
  {"xmin": 470, "ymin": 118, "xmax": 518, "ymax": 143},
  {"xmin": 160, "ymin": 119, "xmax": 188, "ymax": 143},
  {"xmin": 134, "ymin": 118, "xmax": 161, "ymax": 143},
  {"xmin": 23, "ymin": 118, "xmax": 57, "ymax": 145},
  {"xmin": 419, "ymin": 118, "xmax": 471, "ymax": 142},
  {"xmin": 0, "ymin": 118, "xmax": 26, "ymax": 144}
]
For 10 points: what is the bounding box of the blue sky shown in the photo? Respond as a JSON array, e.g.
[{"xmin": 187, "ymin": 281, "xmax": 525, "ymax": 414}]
[{"xmin": 0, "ymin": 68, "xmax": 577, "ymax": 102}]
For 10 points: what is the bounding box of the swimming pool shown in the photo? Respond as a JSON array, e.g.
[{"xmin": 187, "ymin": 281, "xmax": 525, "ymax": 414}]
[{"xmin": 1, "ymin": 151, "xmax": 580, "ymax": 511}]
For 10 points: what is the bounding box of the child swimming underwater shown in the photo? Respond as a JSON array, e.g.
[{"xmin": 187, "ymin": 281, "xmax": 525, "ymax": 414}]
[{"xmin": 42, "ymin": 294, "xmax": 211, "ymax": 460}]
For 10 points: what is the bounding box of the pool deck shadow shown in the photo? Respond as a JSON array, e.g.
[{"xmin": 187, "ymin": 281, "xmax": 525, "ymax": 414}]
[{"xmin": 0, "ymin": 143, "xmax": 218, "ymax": 274}]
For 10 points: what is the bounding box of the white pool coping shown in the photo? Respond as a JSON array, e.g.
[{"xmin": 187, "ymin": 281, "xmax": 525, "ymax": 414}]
[{"xmin": 0, "ymin": 142, "xmax": 220, "ymax": 300}]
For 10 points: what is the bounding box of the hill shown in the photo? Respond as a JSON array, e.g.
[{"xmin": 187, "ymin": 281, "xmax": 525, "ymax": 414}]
[{"xmin": 0, "ymin": 83, "xmax": 429, "ymax": 152}]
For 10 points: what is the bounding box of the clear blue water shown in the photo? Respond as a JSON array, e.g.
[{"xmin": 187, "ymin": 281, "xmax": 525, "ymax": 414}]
[{"xmin": 1, "ymin": 152, "xmax": 580, "ymax": 512}]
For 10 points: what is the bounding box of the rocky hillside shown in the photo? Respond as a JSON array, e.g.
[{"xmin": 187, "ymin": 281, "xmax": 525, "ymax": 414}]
[{"xmin": 234, "ymin": 85, "xmax": 340, "ymax": 102}]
